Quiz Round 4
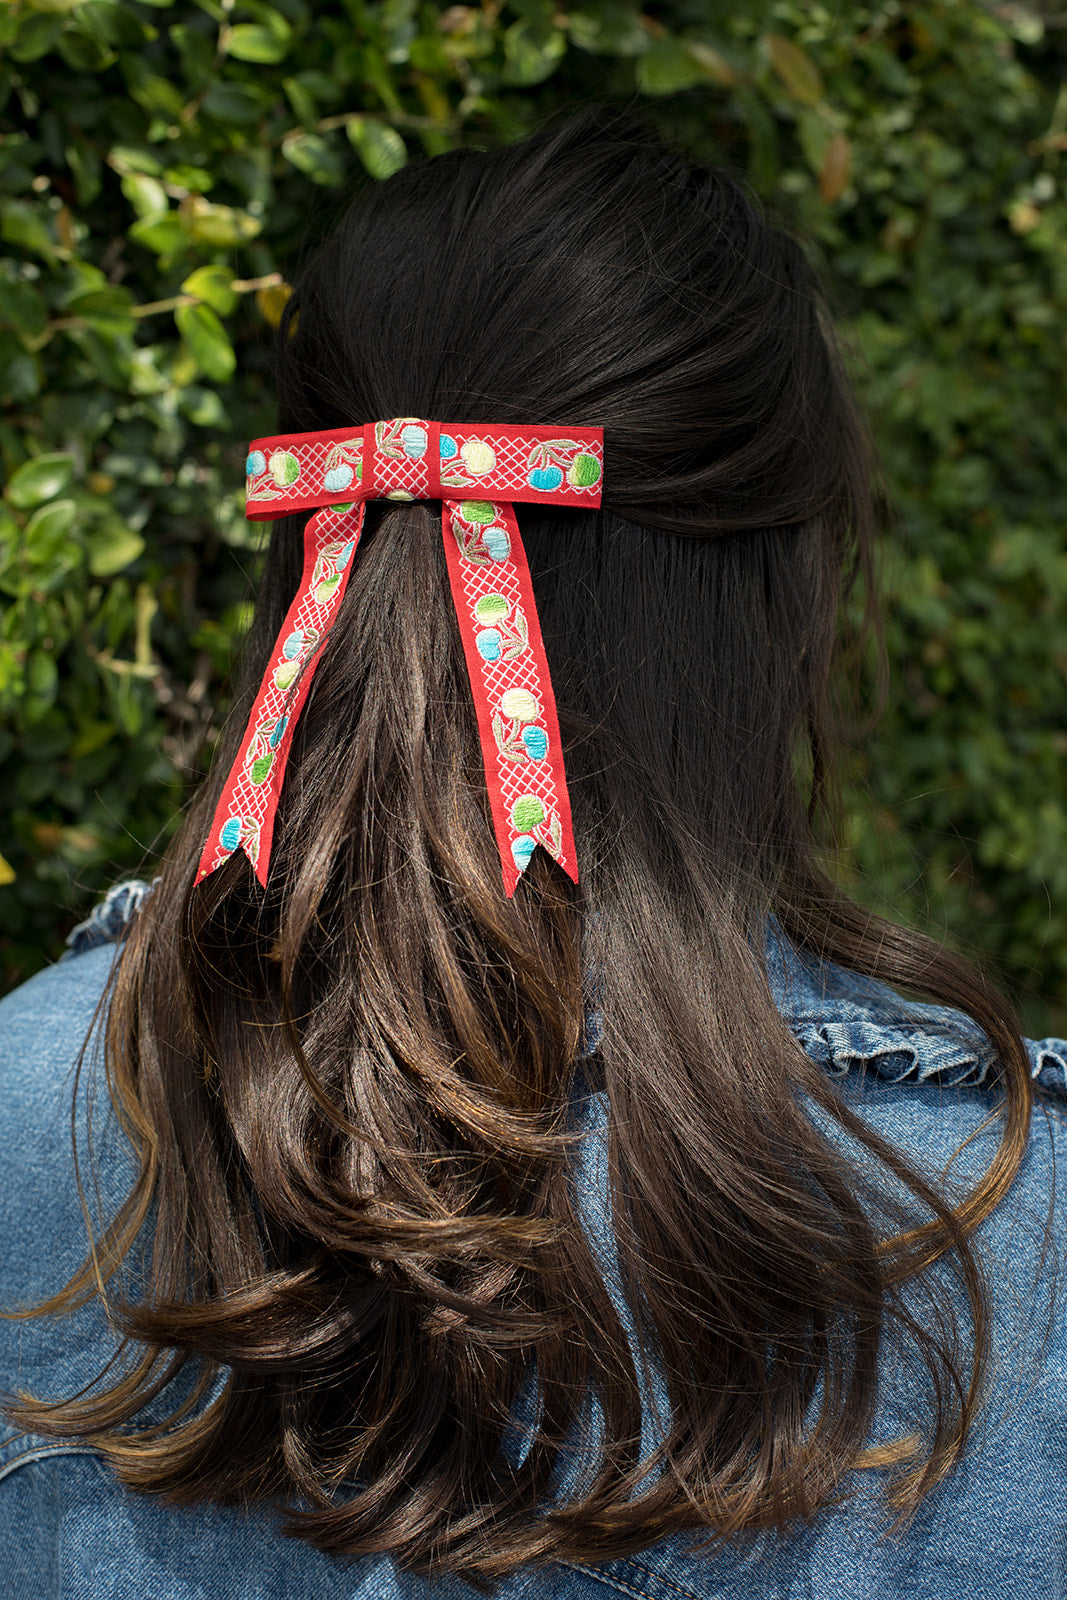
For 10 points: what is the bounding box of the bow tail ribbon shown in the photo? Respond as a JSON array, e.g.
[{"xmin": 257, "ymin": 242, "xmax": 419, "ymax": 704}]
[
  {"xmin": 441, "ymin": 498, "xmax": 577, "ymax": 896},
  {"xmin": 196, "ymin": 501, "xmax": 365, "ymax": 887},
  {"xmin": 197, "ymin": 499, "xmax": 577, "ymax": 896}
]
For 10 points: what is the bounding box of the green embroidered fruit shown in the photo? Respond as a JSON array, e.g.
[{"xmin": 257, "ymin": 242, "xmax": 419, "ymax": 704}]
[
  {"xmin": 314, "ymin": 574, "xmax": 341, "ymax": 602},
  {"xmin": 250, "ymin": 753, "xmax": 273, "ymax": 784},
  {"xmin": 268, "ymin": 449, "xmax": 300, "ymax": 488},
  {"xmin": 460, "ymin": 499, "xmax": 495, "ymax": 525},
  {"xmin": 566, "ymin": 452, "xmax": 601, "ymax": 488},
  {"xmin": 511, "ymin": 795, "xmax": 544, "ymax": 832},
  {"xmin": 500, "ymin": 688, "xmax": 539, "ymax": 722},
  {"xmin": 386, "ymin": 489, "xmax": 414, "ymax": 501},
  {"xmin": 274, "ymin": 660, "xmax": 298, "ymax": 691},
  {"xmin": 475, "ymin": 593, "xmax": 509, "ymax": 624}
]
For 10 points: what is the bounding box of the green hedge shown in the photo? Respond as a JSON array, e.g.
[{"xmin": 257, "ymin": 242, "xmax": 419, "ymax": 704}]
[{"xmin": 1, "ymin": 0, "xmax": 1065, "ymax": 1032}]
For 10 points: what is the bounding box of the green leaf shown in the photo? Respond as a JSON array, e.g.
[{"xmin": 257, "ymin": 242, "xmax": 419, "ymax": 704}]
[
  {"xmin": 202, "ymin": 81, "xmax": 271, "ymax": 122},
  {"xmin": 128, "ymin": 214, "xmax": 188, "ymax": 255},
  {"xmin": 764, "ymin": 33, "xmax": 823, "ymax": 107},
  {"xmin": 57, "ymin": 29, "xmax": 114, "ymax": 71},
  {"xmin": 23, "ymin": 498, "xmax": 77, "ymax": 561},
  {"xmin": 8, "ymin": 14, "xmax": 62, "ymax": 63},
  {"xmin": 225, "ymin": 20, "xmax": 292, "ymax": 63},
  {"xmin": 175, "ymin": 301, "xmax": 236, "ymax": 382},
  {"xmin": 347, "ymin": 119, "xmax": 407, "ymax": 181},
  {"xmin": 22, "ymin": 649, "xmax": 59, "ymax": 722},
  {"xmin": 65, "ymin": 286, "xmax": 137, "ymax": 332},
  {"xmin": 109, "ymin": 145, "xmax": 165, "ymax": 177},
  {"xmin": 121, "ymin": 171, "xmax": 169, "ymax": 218},
  {"xmin": 86, "ymin": 525, "xmax": 146, "ymax": 577},
  {"xmin": 636, "ymin": 36, "xmax": 733, "ymax": 95},
  {"xmin": 0, "ymin": 333, "xmax": 41, "ymax": 404},
  {"xmin": 65, "ymin": 141, "xmax": 102, "ymax": 205},
  {"xmin": 6, "ymin": 453, "xmax": 74, "ymax": 510},
  {"xmin": 501, "ymin": 18, "xmax": 566, "ymax": 86},
  {"xmin": 0, "ymin": 199, "xmax": 55, "ymax": 261},
  {"xmin": 281, "ymin": 131, "xmax": 345, "ymax": 186},
  {"xmin": 181, "ymin": 199, "xmax": 261, "ymax": 246},
  {"xmin": 0, "ymin": 280, "xmax": 47, "ymax": 341},
  {"xmin": 181, "ymin": 264, "xmax": 238, "ymax": 315},
  {"xmin": 283, "ymin": 73, "xmax": 318, "ymax": 127},
  {"xmin": 122, "ymin": 59, "xmax": 186, "ymax": 117},
  {"xmin": 567, "ymin": 6, "xmax": 649, "ymax": 57}
]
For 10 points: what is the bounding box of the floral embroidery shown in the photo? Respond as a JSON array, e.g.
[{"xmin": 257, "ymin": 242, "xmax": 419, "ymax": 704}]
[
  {"xmin": 376, "ymin": 416, "xmax": 427, "ymax": 461},
  {"xmin": 322, "ymin": 437, "xmax": 362, "ymax": 494},
  {"xmin": 525, "ymin": 438, "xmax": 602, "ymax": 493}
]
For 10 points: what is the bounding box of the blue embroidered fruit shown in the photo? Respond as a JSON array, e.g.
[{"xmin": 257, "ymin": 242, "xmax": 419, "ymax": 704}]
[
  {"xmin": 521, "ymin": 725, "xmax": 548, "ymax": 760},
  {"xmin": 527, "ymin": 465, "xmax": 563, "ymax": 492},
  {"xmin": 250, "ymin": 753, "xmax": 273, "ymax": 784},
  {"xmin": 460, "ymin": 500, "xmax": 495, "ymax": 525},
  {"xmin": 476, "ymin": 628, "xmax": 502, "ymax": 662},
  {"xmin": 566, "ymin": 452, "xmax": 601, "ymax": 488},
  {"xmin": 337, "ymin": 540, "xmax": 355, "ymax": 569},
  {"xmin": 245, "ymin": 450, "xmax": 266, "ymax": 478},
  {"xmin": 269, "ymin": 716, "xmax": 288, "ymax": 749},
  {"xmin": 268, "ymin": 449, "xmax": 300, "ymax": 488},
  {"xmin": 440, "ymin": 434, "xmax": 458, "ymax": 460},
  {"xmin": 474, "ymin": 593, "xmax": 509, "ymax": 624},
  {"xmin": 324, "ymin": 464, "xmax": 354, "ymax": 493},
  {"xmin": 314, "ymin": 574, "xmax": 341, "ymax": 602},
  {"xmin": 511, "ymin": 795, "xmax": 544, "ymax": 832},
  {"xmin": 483, "ymin": 526, "xmax": 510, "ymax": 561},
  {"xmin": 511, "ymin": 834, "xmax": 537, "ymax": 870},
  {"xmin": 220, "ymin": 817, "xmax": 242, "ymax": 852},
  {"xmin": 401, "ymin": 423, "xmax": 427, "ymax": 459},
  {"xmin": 282, "ymin": 630, "xmax": 304, "ymax": 660}
]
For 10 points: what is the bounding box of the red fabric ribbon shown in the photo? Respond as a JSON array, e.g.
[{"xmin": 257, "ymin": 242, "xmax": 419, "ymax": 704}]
[{"xmin": 196, "ymin": 419, "xmax": 603, "ymax": 895}]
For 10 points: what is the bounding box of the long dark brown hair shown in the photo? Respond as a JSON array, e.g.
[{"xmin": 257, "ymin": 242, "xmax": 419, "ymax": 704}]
[{"xmin": 7, "ymin": 113, "xmax": 1032, "ymax": 1581}]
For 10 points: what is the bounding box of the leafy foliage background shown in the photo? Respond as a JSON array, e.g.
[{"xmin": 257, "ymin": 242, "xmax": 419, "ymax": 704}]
[{"xmin": 1, "ymin": 0, "xmax": 1064, "ymax": 1031}]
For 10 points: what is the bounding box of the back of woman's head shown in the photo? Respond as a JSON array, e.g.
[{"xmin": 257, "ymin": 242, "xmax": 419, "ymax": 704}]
[{"xmin": 14, "ymin": 111, "xmax": 1031, "ymax": 1580}]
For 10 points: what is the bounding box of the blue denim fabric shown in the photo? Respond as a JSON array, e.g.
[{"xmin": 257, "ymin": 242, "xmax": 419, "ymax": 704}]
[{"xmin": 3, "ymin": 887, "xmax": 1067, "ymax": 1598}]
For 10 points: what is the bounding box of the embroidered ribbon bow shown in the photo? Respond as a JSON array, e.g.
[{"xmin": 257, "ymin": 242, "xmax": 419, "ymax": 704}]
[{"xmin": 196, "ymin": 418, "xmax": 604, "ymax": 895}]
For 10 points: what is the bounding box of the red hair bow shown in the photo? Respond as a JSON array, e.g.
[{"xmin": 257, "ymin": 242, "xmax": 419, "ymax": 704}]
[{"xmin": 196, "ymin": 418, "xmax": 603, "ymax": 895}]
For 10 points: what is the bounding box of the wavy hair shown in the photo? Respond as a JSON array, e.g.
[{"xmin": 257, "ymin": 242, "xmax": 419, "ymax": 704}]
[{"xmin": 7, "ymin": 112, "xmax": 1032, "ymax": 1580}]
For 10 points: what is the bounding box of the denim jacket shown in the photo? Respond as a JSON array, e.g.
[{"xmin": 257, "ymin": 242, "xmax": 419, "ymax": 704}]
[{"xmin": 3, "ymin": 883, "xmax": 1067, "ymax": 1599}]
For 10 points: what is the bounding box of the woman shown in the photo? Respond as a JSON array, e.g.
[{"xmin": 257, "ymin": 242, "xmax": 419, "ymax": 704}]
[{"xmin": 3, "ymin": 113, "xmax": 1066, "ymax": 1599}]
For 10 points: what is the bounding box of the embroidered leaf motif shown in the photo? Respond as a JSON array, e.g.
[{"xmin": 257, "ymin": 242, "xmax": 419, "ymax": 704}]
[
  {"xmin": 375, "ymin": 418, "xmax": 405, "ymax": 459},
  {"xmin": 246, "ymin": 479, "xmax": 287, "ymax": 502},
  {"xmin": 452, "ymin": 521, "xmax": 490, "ymax": 565},
  {"xmin": 501, "ymin": 606, "xmax": 529, "ymax": 661},
  {"xmin": 527, "ymin": 439, "xmax": 585, "ymax": 471},
  {"xmin": 324, "ymin": 439, "xmax": 362, "ymax": 472},
  {"xmin": 492, "ymin": 711, "xmax": 528, "ymax": 764}
]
